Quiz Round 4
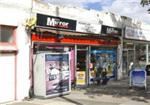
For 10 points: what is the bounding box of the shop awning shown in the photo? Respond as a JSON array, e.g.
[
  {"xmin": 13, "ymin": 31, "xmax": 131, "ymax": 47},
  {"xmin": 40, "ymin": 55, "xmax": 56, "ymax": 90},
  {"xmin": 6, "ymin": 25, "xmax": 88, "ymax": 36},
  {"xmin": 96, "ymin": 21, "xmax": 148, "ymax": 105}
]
[
  {"xmin": 33, "ymin": 26, "xmax": 100, "ymax": 37},
  {"xmin": 31, "ymin": 27, "xmax": 120, "ymax": 46}
]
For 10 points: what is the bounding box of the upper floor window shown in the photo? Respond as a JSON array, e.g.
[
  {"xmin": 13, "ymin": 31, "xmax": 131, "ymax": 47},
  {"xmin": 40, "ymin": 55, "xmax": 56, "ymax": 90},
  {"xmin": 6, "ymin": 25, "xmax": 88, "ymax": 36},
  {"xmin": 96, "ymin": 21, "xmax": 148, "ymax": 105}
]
[{"xmin": 0, "ymin": 25, "xmax": 16, "ymax": 43}]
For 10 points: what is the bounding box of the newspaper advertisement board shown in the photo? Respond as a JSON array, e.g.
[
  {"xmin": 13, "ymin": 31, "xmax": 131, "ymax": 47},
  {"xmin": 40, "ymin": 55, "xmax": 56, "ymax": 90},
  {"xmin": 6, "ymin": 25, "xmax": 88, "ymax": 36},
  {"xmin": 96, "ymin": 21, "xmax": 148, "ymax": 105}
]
[{"xmin": 45, "ymin": 53, "xmax": 70, "ymax": 95}]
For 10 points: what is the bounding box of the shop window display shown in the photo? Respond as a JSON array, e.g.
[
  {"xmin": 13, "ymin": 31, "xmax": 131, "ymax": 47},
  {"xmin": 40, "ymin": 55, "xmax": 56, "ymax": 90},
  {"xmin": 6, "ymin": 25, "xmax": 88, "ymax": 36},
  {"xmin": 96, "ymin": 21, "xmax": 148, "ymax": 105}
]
[
  {"xmin": 0, "ymin": 25, "xmax": 15, "ymax": 43},
  {"xmin": 135, "ymin": 44, "xmax": 146, "ymax": 68},
  {"xmin": 90, "ymin": 49, "xmax": 117, "ymax": 84}
]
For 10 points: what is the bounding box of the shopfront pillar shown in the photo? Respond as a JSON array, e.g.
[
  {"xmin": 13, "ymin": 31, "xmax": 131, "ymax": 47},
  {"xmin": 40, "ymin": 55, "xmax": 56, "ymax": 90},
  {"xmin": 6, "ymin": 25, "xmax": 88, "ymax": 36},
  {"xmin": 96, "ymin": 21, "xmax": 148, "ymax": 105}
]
[{"xmin": 146, "ymin": 44, "xmax": 149, "ymax": 64}]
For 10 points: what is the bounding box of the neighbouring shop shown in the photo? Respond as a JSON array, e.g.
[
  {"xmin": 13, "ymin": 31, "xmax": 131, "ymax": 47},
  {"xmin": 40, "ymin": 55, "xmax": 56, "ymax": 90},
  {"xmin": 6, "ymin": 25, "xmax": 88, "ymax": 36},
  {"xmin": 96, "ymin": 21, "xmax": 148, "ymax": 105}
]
[
  {"xmin": 123, "ymin": 26, "xmax": 150, "ymax": 75},
  {"xmin": 88, "ymin": 25, "xmax": 122, "ymax": 84},
  {"xmin": 31, "ymin": 13, "xmax": 120, "ymax": 98},
  {"xmin": 89, "ymin": 48, "xmax": 117, "ymax": 84}
]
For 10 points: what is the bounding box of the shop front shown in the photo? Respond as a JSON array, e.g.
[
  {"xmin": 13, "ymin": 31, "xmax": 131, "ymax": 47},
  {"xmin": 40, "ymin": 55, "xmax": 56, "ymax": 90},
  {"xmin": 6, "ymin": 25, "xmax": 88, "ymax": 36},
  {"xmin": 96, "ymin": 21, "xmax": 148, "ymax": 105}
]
[
  {"xmin": 88, "ymin": 25, "xmax": 122, "ymax": 84},
  {"xmin": 32, "ymin": 13, "xmax": 77, "ymax": 98},
  {"xmin": 89, "ymin": 47, "xmax": 117, "ymax": 83},
  {"xmin": 123, "ymin": 27, "xmax": 150, "ymax": 75},
  {"xmin": 31, "ymin": 13, "xmax": 120, "ymax": 98}
]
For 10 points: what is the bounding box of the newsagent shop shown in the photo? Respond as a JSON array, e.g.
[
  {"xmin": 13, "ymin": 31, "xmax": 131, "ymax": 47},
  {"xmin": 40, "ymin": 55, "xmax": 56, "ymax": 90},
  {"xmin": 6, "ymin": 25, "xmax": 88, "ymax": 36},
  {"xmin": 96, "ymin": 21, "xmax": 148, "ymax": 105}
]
[{"xmin": 31, "ymin": 13, "xmax": 121, "ymax": 98}]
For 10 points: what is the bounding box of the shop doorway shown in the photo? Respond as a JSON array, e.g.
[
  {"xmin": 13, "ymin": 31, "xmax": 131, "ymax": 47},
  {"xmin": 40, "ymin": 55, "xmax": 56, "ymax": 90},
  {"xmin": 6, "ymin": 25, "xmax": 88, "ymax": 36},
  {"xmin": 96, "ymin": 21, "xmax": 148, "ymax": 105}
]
[
  {"xmin": 123, "ymin": 49, "xmax": 134, "ymax": 75},
  {"xmin": 76, "ymin": 46, "xmax": 88, "ymax": 86},
  {"xmin": 0, "ymin": 53, "xmax": 16, "ymax": 103}
]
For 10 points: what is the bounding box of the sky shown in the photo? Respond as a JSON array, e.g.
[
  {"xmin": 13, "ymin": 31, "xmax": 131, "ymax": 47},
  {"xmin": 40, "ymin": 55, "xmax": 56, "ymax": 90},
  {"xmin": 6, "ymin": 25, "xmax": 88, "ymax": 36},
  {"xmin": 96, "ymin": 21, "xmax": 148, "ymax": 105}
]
[{"xmin": 43, "ymin": 0, "xmax": 150, "ymax": 24}]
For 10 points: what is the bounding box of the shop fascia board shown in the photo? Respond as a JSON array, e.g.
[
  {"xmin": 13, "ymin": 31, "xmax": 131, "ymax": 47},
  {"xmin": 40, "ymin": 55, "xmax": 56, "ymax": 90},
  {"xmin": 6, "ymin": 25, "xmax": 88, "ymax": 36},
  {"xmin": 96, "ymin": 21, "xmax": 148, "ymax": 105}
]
[{"xmin": 32, "ymin": 28, "xmax": 120, "ymax": 44}]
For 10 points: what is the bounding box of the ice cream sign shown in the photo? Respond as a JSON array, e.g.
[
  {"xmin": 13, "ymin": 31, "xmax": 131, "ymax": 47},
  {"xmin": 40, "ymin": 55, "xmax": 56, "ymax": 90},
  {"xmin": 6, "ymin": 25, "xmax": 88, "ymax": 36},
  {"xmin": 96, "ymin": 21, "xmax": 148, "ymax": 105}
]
[{"xmin": 36, "ymin": 13, "xmax": 76, "ymax": 30}]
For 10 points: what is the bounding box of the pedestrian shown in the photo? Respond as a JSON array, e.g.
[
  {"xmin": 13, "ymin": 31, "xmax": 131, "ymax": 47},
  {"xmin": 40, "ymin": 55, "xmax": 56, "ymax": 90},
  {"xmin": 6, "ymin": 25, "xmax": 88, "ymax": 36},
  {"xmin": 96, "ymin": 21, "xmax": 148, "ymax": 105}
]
[{"xmin": 101, "ymin": 60, "xmax": 109, "ymax": 85}]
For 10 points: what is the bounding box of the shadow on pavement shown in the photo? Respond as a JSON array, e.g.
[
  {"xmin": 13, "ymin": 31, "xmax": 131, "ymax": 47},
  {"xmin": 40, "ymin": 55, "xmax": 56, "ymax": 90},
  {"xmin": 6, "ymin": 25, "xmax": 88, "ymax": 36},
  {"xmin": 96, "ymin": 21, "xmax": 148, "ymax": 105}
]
[
  {"xmin": 61, "ymin": 96, "xmax": 119, "ymax": 105},
  {"xmin": 83, "ymin": 76, "xmax": 150, "ymax": 103},
  {"xmin": 61, "ymin": 96, "xmax": 83, "ymax": 105}
]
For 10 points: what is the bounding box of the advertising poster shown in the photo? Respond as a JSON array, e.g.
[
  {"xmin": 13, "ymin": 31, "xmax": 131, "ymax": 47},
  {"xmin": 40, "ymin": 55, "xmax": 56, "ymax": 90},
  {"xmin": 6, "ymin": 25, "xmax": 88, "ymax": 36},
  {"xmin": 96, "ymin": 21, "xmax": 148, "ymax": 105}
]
[
  {"xmin": 91, "ymin": 50, "xmax": 116, "ymax": 78},
  {"xmin": 45, "ymin": 53, "xmax": 70, "ymax": 95},
  {"xmin": 130, "ymin": 69, "xmax": 146, "ymax": 88},
  {"xmin": 76, "ymin": 71, "xmax": 86, "ymax": 85}
]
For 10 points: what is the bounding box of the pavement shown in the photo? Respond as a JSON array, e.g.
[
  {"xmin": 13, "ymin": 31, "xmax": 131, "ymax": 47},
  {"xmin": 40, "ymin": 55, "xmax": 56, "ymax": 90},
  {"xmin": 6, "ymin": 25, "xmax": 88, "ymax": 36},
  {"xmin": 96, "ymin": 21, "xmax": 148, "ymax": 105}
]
[{"xmin": 3, "ymin": 76, "xmax": 150, "ymax": 105}]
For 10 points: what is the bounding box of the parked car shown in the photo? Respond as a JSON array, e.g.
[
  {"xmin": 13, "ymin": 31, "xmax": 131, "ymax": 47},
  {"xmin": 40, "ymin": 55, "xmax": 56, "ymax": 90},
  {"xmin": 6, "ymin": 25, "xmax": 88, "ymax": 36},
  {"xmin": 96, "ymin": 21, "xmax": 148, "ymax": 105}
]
[{"xmin": 145, "ymin": 64, "xmax": 150, "ymax": 76}]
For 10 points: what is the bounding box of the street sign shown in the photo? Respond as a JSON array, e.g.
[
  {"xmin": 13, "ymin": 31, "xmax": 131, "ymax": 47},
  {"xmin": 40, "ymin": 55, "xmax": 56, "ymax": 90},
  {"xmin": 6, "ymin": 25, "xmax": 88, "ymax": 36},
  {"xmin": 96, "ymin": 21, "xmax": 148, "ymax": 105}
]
[{"xmin": 129, "ymin": 68, "xmax": 147, "ymax": 90}]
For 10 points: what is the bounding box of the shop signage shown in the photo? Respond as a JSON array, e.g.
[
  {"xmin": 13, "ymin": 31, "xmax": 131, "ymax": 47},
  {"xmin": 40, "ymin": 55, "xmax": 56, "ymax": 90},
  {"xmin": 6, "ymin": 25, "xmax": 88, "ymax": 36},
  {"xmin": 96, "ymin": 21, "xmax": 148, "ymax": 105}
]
[
  {"xmin": 76, "ymin": 21, "xmax": 101, "ymax": 34},
  {"xmin": 125, "ymin": 27, "xmax": 150, "ymax": 41},
  {"xmin": 36, "ymin": 13, "xmax": 77, "ymax": 30},
  {"xmin": 101, "ymin": 25, "xmax": 122, "ymax": 36}
]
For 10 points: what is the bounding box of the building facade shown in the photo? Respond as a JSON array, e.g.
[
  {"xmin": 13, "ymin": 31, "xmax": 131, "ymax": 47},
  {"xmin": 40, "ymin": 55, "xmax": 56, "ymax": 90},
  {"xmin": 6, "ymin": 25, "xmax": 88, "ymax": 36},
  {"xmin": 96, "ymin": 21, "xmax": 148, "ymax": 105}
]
[
  {"xmin": 1, "ymin": 0, "xmax": 150, "ymax": 103},
  {"xmin": 0, "ymin": 0, "xmax": 31, "ymax": 103}
]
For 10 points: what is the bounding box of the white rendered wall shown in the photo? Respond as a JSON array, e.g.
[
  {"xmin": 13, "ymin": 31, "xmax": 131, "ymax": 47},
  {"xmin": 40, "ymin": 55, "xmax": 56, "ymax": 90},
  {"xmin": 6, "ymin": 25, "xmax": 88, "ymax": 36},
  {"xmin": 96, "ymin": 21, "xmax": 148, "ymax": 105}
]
[
  {"xmin": 0, "ymin": 54, "xmax": 15, "ymax": 103},
  {"xmin": 33, "ymin": 1, "xmax": 150, "ymax": 30},
  {"xmin": 16, "ymin": 25, "xmax": 30, "ymax": 100},
  {"xmin": 32, "ymin": 1, "xmax": 100, "ymax": 25},
  {"xmin": 0, "ymin": 0, "xmax": 31, "ymax": 101},
  {"xmin": 0, "ymin": 1, "xmax": 149, "ymax": 102}
]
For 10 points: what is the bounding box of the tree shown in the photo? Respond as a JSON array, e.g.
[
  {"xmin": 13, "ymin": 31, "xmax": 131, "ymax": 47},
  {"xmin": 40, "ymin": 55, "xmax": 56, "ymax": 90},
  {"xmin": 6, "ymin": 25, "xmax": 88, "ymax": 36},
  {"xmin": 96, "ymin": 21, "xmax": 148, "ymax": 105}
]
[
  {"xmin": 141, "ymin": 0, "xmax": 150, "ymax": 6},
  {"xmin": 140, "ymin": 0, "xmax": 150, "ymax": 13}
]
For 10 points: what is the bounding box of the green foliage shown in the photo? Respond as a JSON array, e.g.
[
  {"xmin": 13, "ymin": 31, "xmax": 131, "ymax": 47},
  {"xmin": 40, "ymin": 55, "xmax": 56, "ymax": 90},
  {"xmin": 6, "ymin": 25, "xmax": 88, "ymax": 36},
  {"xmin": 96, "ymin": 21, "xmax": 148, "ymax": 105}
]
[
  {"xmin": 140, "ymin": 0, "xmax": 150, "ymax": 13},
  {"xmin": 140, "ymin": 0, "xmax": 150, "ymax": 6}
]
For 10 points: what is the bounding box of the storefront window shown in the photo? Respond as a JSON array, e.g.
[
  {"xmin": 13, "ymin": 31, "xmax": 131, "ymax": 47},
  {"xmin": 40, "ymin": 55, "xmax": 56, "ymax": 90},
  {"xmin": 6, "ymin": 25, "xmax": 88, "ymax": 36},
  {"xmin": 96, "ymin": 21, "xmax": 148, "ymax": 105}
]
[
  {"xmin": 123, "ymin": 42, "xmax": 134, "ymax": 50},
  {"xmin": 123, "ymin": 42, "xmax": 134, "ymax": 73},
  {"xmin": 90, "ymin": 47, "xmax": 117, "ymax": 78},
  {"xmin": 0, "ymin": 25, "xmax": 15, "ymax": 43},
  {"xmin": 135, "ymin": 44, "xmax": 146, "ymax": 67}
]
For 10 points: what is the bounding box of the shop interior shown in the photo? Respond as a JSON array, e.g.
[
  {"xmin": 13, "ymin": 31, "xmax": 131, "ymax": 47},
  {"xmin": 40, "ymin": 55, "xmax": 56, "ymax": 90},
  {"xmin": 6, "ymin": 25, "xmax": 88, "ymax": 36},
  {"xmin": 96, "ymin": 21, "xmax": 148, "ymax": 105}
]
[{"xmin": 123, "ymin": 41, "xmax": 150, "ymax": 75}]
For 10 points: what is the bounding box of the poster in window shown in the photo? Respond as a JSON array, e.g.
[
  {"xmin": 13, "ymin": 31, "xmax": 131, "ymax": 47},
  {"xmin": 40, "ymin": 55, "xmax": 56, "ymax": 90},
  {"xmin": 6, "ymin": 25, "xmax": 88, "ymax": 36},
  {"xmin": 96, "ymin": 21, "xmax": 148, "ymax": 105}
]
[
  {"xmin": 76, "ymin": 71, "xmax": 86, "ymax": 85},
  {"xmin": 45, "ymin": 53, "xmax": 70, "ymax": 95}
]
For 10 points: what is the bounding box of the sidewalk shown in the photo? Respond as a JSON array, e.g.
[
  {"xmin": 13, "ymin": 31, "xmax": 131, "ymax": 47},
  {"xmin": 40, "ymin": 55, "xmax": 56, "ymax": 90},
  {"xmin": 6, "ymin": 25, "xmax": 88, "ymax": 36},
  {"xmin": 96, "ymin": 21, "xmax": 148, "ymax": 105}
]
[{"xmin": 5, "ymin": 77, "xmax": 150, "ymax": 105}]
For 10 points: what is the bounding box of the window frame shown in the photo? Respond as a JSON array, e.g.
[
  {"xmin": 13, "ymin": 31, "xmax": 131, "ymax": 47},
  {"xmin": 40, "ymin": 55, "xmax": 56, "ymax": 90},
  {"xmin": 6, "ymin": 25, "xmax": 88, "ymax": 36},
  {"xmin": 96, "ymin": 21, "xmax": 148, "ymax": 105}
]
[
  {"xmin": 0, "ymin": 25, "xmax": 17, "ymax": 45},
  {"xmin": 0, "ymin": 25, "xmax": 17, "ymax": 51}
]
